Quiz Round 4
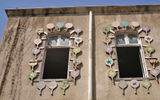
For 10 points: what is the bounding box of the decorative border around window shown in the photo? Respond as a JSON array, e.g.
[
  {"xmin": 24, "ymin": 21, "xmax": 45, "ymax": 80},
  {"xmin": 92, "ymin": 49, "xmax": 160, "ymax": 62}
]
[
  {"xmin": 103, "ymin": 21, "xmax": 159, "ymax": 95},
  {"xmin": 28, "ymin": 22, "xmax": 83, "ymax": 96}
]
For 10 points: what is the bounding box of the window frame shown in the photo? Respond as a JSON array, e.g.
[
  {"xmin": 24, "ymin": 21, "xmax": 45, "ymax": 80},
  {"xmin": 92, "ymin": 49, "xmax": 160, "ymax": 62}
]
[
  {"xmin": 115, "ymin": 33, "xmax": 149, "ymax": 81},
  {"xmin": 39, "ymin": 35, "xmax": 72, "ymax": 82}
]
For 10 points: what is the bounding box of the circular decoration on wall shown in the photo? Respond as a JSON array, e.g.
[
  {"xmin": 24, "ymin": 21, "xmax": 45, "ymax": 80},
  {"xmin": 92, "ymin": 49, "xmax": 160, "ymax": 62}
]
[
  {"xmin": 71, "ymin": 70, "xmax": 80, "ymax": 85},
  {"xmin": 74, "ymin": 37, "xmax": 83, "ymax": 46},
  {"xmin": 37, "ymin": 81, "xmax": 46, "ymax": 96},
  {"xmin": 146, "ymin": 45, "xmax": 155, "ymax": 57},
  {"xmin": 56, "ymin": 22, "xmax": 64, "ymax": 31},
  {"xmin": 34, "ymin": 39, "xmax": 42, "ymax": 48},
  {"xmin": 32, "ymin": 48, "xmax": 40, "ymax": 57},
  {"xmin": 60, "ymin": 81, "xmax": 70, "ymax": 95},
  {"xmin": 28, "ymin": 62, "xmax": 37, "ymax": 71},
  {"xmin": 72, "ymin": 59, "xmax": 82, "ymax": 69},
  {"xmin": 104, "ymin": 46, "xmax": 113, "ymax": 57},
  {"xmin": 47, "ymin": 81, "xmax": 58, "ymax": 96},
  {"xmin": 73, "ymin": 47, "xmax": 81, "ymax": 56},
  {"xmin": 142, "ymin": 26, "xmax": 150, "ymax": 35},
  {"xmin": 105, "ymin": 58, "xmax": 114, "ymax": 67},
  {"xmin": 46, "ymin": 23, "xmax": 55, "ymax": 30},
  {"xmin": 102, "ymin": 27, "xmax": 110, "ymax": 37},
  {"xmin": 112, "ymin": 21, "xmax": 120, "ymax": 29},
  {"xmin": 121, "ymin": 20, "xmax": 129, "ymax": 29},
  {"xmin": 36, "ymin": 28, "xmax": 44, "ymax": 35},
  {"xmin": 65, "ymin": 23, "xmax": 73, "ymax": 30},
  {"xmin": 107, "ymin": 69, "xmax": 116, "ymax": 84},
  {"xmin": 75, "ymin": 28, "xmax": 82, "ymax": 35},
  {"xmin": 142, "ymin": 79, "xmax": 152, "ymax": 94},
  {"xmin": 131, "ymin": 21, "xmax": 140, "ymax": 28},
  {"xmin": 144, "ymin": 36, "xmax": 153, "ymax": 44},
  {"xmin": 28, "ymin": 71, "xmax": 38, "ymax": 85},
  {"xmin": 150, "ymin": 68, "xmax": 160, "ymax": 83},
  {"xmin": 149, "ymin": 58, "xmax": 159, "ymax": 68},
  {"xmin": 118, "ymin": 80, "xmax": 128, "ymax": 95},
  {"xmin": 104, "ymin": 37, "xmax": 111, "ymax": 45},
  {"xmin": 130, "ymin": 80, "xmax": 140, "ymax": 94}
]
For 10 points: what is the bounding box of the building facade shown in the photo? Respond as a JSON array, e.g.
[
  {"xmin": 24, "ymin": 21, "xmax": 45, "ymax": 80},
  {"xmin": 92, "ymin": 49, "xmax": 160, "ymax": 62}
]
[{"xmin": 0, "ymin": 5, "xmax": 160, "ymax": 100}]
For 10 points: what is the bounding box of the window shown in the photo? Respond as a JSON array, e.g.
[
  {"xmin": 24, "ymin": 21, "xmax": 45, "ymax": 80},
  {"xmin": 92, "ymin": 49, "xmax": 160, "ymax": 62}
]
[
  {"xmin": 117, "ymin": 47, "xmax": 143, "ymax": 78},
  {"xmin": 41, "ymin": 35, "xmax": 71, "ymax": 80},
  {"xmin": 115, "ymin": 34, "xmax": 147, "ymax": 79}
]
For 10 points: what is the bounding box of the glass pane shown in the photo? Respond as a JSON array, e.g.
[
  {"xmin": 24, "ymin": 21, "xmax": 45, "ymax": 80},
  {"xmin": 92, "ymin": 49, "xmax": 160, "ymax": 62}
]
[
  {"xmin": 48, "ymin": 37, "xmax": 58, "ymax": 46},
  {"xmin": 116, "ymin": 35, "xmax": 125, "ymax": 44},
  {"xmin": 43, "ymin": 48, "xmax": 69, "ymax": 79},
  {"xmin": 116, "ymin": 47, "xmax": 143, "ymax": 78},
  {"xmin": 128, "ymin": 34, "xmax": 138, "ymax": 44},
  {"xmin": 60, "ymin": 36, "xmax": 69, "ymax": 46}
]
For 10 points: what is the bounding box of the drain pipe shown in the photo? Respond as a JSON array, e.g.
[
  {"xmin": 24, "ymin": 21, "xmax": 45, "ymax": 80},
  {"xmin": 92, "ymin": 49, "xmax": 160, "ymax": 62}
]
[{"xmin": 88, "ymin": 10, "xmax": 93, "ymax": 100}]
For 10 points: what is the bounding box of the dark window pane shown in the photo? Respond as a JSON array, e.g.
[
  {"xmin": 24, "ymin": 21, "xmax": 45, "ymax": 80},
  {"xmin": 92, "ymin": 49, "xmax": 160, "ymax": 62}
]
[
  {"xmin": 48, "ymin": 37, "xmax": 58, "ymax": 46},
  {"xmin": 128, "ymin": 34, "xmax": 138, "ymax": 44},
  {"xmin": 60, "ymin": 36, "xmax": 69, "ymax": 46},
  {"xmin": 116, "ymin": 47, "xmax": 143, "ymax": 78},
  {"xmin": 43, "ymin": 48, "xmax": 69, "ymax": 79},
  {"xmin": 116, "ymin": 35, "xmax": 125, "ymax": 44}
]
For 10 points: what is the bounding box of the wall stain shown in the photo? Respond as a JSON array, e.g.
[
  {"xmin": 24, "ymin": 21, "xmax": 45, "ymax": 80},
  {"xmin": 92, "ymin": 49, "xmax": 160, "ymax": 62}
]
[{"xmin": 0, "ymin": 18, "xmax": 28, "ymax": 100}]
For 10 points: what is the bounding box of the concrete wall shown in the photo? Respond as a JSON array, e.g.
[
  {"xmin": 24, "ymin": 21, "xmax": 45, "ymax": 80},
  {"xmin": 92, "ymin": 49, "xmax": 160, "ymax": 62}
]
[
  {"xmin": 94, "ymin": 13, "xmax": 160, "ymax": 100},
  {"xmin": 0, "ymin": 5, "xmax": 160, "ymax": 100},
  {"xmin": 0, "ymin": 16, "xmax": 89, "ymax": 100}
]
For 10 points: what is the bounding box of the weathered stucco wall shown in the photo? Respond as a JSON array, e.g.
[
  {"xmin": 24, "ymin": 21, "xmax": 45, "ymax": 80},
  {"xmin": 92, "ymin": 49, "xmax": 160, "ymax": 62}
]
[
  {"xmin": 0, "ymin": 5, "xmax": 160, "ymax": 100},
  {"xmin": 0, "ymin": 16, "xmax": 89, "ymax": 100},
  {"xmin": 94, "ymin": 13, "xmax": 160, "ymax": 100}
]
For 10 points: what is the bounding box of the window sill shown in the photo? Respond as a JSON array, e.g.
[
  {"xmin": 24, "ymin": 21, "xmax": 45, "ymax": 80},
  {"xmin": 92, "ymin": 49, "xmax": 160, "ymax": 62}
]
[
  {"xmin": 34, "ymin": 78, "xmax": 73, "ymax": 82},
  {"xmin": 115, "ymin": 77, "xmax": 155, "ymax": 81}
]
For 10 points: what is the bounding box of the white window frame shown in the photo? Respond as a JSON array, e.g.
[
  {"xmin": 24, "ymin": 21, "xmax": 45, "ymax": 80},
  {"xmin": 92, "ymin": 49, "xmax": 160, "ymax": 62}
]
[
  {"xmin": 115, "ymin": 34, "xmax": 149, "ymax": 80},
  {"xmin": 39, "ymin": 35, "xmax": 72, "ymax": 81}
]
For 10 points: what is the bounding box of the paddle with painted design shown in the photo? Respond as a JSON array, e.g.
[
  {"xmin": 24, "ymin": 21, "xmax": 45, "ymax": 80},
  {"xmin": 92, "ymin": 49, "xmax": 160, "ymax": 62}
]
[
  {"xmin": 46, "ymin": 23, "xmax": 55, "ymax": 32},
  {"xmin": 112, "ymin": 21, "xmax": 120, "ymax": 30},
  {"xmin": 28, "ymin": 61, "xmax": 37, "ymax": 71},
  {"xmin": 65, "ymin": 23, "xmax": 73, "ymax": 31},
  {"xmin": 102, "ymin": 27, "xmax": 110, "ymax": 37},
  {"xmin": 107, "ymin": 69, "xmax": 116, "ymax": 84},
  {"xmin": 142, "ymin": 26, "xmax": 150, "ymax": 35},
  {"xmin": 56, "ymin": 22, "xmax": 64, "ymax": 31},
  {"xmin": 75, "ymin": 28, "xmax": 82, "ymax": 36},
  {"xmin": 32, "ymin": 48, "xmax": 40, "ymax": 59},
  {"xmin": 104, "ymin": 46, "xmax": 113, "ymax": 58},
  {"xmin": 36, "ymin": 28, "xmax": 44, "ymax": 35},
  {"xmin": 104, "ymin": 37, "xmax": 111, "ymax": 45},
  {"xmin": 60, "ymin": 81, "xmax": 70, "ymax": 95},
  {"xmin": 118, "ymin": 80, "xmax": 128, "ymax": 95},
  {"xmin": 130, "ymin": 80, "xmax": 140, "ymax": 94},
  {"xmin": 71, "ymin": 70, "xmax": 80, "ymax": 85},
  {"xmin": 144, "ymin": 36, "xmax": 153, "ymax": 44},
  {"xmin": 72, "ymin": 59, "xmax": 82, "ymax": 69},
  {"xmin": 149, "ymin": 58, "xmax": 159, "ymax": 68},
  {"xmin": 146, "ymin": 45, "xmax": 155, "ymax": 57},
  {"xmin": 150, "ymin": 68, "xmax": 160, "ymax": 84},
  {"xmin": 47, "ymin": 81, "xmax": 58, "ymax": 96},
  {"xmin": 73, "ymin": 47, "xmax": 81, "ymax": 57},
  {"xmin": 105, "ymin": 58, "xmax": 114, "ymax": 68},
  {"xmin": 34, "ymin": 39, "xmax": 42, "ymax": 48},
  {"xmin": 28, "ymin": 71, "xmax": 38, "ymax": 85},
  {"xmin": 142, "ymin": 79, "xmax": 152, "ymax": 94},
  {"xmin": 121, "ymin": 20, "xmax": 129, "ymax": 30},
  {"xmin": 37, "ymin": 81, "xmax": 46, "ymax": 96},
  {"xmin": 74, "ymin": 37, "xmax": 83, "ymax": 46},
  {"xmin": 131, "ymin": 21, "xmax": 140, "ymax": 29}
]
